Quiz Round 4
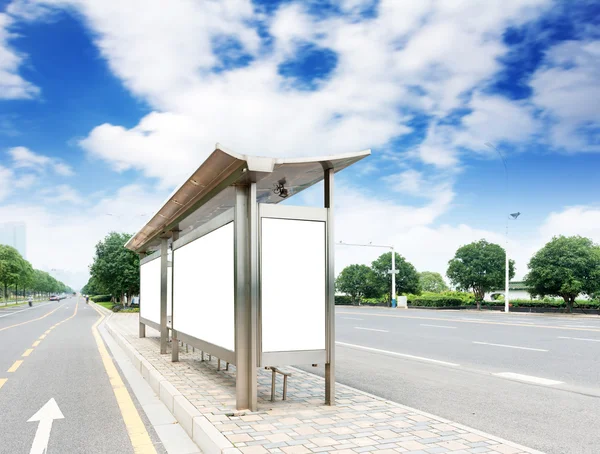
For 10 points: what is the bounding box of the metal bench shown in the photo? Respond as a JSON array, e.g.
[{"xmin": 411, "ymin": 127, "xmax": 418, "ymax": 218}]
[{"xmin": 266, "ymin": 367, "xmax": 292, "ymax": 401}]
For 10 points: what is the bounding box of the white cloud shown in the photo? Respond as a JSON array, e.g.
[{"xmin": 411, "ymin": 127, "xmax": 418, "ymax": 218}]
[
  {"xmin": 9, "ymin": 145, "xmax": 51, "ymax": 168},
  {"xmin": 7, "ymin": 146, "xmax": 74, "ymax": 176},
  {"xmin": 0, "ymin": 184, "xmax": 169, "ymax": 289},
  {"xmin": 0, "ymin": 13, "xmax": 39, "ymax": 99},
  {"xmin": 41, "ymin": 184, "xmax": 84, "ymax": 205},
  {"xmin": 539, "ymin": 206, "xmax": 600, "ymax": 243},
  {"xmin": 454, "ymin": 94, "xmax": 539, "ymax": 151},
  {"xmin": 531, "ymin": 40, "xmax": 600, "ymax": 151},
  {"xmin": 14, "ymin": 173, "xmax": 37, "ymax": 189},
  {"xmin": 0, "ymin": 165, "xmax": 14, "ymax": 201}
]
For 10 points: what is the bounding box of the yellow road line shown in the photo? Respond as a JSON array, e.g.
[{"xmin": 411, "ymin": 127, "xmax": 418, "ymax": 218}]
[
  {"xmin": 45, "ymin": 329, "xmax": 51, "ymax": 334},
  {"xmin": 32, "ymin": 341, "xmax": 40, "ymax": 347},
  {"xmin": 39, "ymin": 335, "xmax": 46, "ymax": 339},
  {"xmin": 0, "ymin": 378, "xmax": 6, "ymax": 389},
  {"xmin": 0, "ymin": 303, "xmax": 65, "ymax": 332},
  {"xmin": 90, "ymin": 305, "xmax": 156, "ymax": 454},
  {"xmin": 22, "ymin": 349, "xmax": 33, "ymax": 357},
  {"xmin": 337, "ymin": 311, "xmax": 600, "ymax": 333},
  {"xmin": 8, "ymin": 360, "xmax": 23, "ymax": 372}
]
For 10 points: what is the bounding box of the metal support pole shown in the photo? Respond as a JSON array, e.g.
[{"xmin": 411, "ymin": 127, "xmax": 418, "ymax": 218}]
[
  {"xmin": 234, "ymin": 183, "xmax": 258, "ymax": 411},
  {"xmin": 505, "ymin": 220, "xmax": 510, "ymax": 313},
  {"xmin": 171, "ymin": 231, "xmax": 179, "ymax": 362},
  {"xmin": 160, "ymin": 238, "xmax": 169, "ymax": 354},
  {"xmin": 391, "ymin": 248, "xmax": 396, "ymax": 308},
  {"xmin": 324, "ymin": 167, "xmax": 335, "ymax": 405},
  {"xmin": 138, "ymin": 253, "xmax": 146, "ymax": 338}
]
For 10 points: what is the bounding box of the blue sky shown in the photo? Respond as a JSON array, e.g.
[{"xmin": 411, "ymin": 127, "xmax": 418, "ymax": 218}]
[{"xmin": 0, "ymin": 0, "xmax": 598, "ymax": 289}]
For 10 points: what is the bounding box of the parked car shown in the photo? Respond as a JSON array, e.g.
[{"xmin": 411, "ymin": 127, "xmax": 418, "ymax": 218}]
[{"xmin": 49, "ymin": 295, "xmax": 59, "ymax": 301}]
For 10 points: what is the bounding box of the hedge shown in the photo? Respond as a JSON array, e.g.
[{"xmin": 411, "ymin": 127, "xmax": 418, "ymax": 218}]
[
  {"xmin": 482, "ymin": 299, "xmax": 600, "ymax": 309},
  {"xmin": 91, "ymin": 294, "xmax": 112, "ymax": 303},
  {"xmin": 410, "ymin": 296, "xmax": 464, "ymax": 307}
]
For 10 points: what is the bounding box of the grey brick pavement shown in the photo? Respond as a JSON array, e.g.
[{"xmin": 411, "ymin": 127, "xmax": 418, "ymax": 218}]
[{"xmin": 108, "ymin": 314, "xmax": 544, "ymax": 454}]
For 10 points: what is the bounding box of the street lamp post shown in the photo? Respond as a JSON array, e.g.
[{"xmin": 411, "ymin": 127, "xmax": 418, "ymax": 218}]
[
  {"xmin": 505, "ymin": 212, "xmax": 521, "ymax": 312},
  {"xmin": 337, "ymin": 242, "xmax": 399, "ymax": 307},
  {"xmin": 486, "ymin": 143, "xmax": 521, "ymax": 314}
]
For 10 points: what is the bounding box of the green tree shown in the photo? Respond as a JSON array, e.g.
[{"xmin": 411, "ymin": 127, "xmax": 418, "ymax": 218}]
[
  {"xmin": 89, "ymin": 232, "xmax": 140, "ymax": 303},
  {"xmin": 447, "ymin": 239, "xmax": 515, "ymax": 309},
  {"xmin": 371, "ymin": 252, "xmax": 420, "ymax": 304},
  {"xmin": 525, "ymin": 236, "xmax": 600, "ymax": 313},
  {"xmin": 336, "ymin": 264, "xmax": 378, "ymax": 305},
  {"xmin": 0, "ymin": 245, "xmax": 27, "ymax": 303},
  {"xmin": 418, "ymin": 271, "xmax": 449, "ymax": 293}
]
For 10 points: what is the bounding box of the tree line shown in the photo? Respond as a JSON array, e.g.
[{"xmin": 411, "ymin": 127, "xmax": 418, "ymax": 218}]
[
  {"xmin": 81, "ymin": 232, "xmax": 140, "ymax": 304},
  {"xmin": 0, "ymin": 244, "xmax": 72, "ymax": 303},
  {"xmin": 337, "ymin": 235, "xmax": 600, "ymax": 312}
]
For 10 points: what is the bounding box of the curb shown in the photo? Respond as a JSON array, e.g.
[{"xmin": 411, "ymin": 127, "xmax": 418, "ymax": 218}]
[{"xmin": 95, "ymin": 306, "xmax": 240, "ymax": 454}]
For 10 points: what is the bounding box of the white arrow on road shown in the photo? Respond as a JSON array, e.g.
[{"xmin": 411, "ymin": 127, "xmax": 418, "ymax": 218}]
[{"xmin": 28, "ymin": 398, "xmax": 64, "ymax": 454}]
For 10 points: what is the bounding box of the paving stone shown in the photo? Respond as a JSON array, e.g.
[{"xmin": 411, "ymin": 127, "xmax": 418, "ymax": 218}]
[{"xmin": 106, "ymin": 315, "xmax": 538, "ymax": 454}]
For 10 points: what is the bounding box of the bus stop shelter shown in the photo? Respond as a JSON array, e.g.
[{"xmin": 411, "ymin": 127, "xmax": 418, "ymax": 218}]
[{"xmin": 125, "ymin": 144, "xmax": 370, "ymax": 411}]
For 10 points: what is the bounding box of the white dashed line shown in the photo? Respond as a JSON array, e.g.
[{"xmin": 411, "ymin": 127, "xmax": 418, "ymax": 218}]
[
  {"xmin": 558, "ymin": 336, "xmax": 600, "ymax": 343},
  {"xmin": 420, "ymin": 324, "xmax": 457, "ymax": 329},
  {"xmin": 354, "ymin": 327, "xmax": 389, "ymax": 332},
  {"xmin": 336, "ymin": 341, "xmax": 460, "ymax": 366},
  {"xmin": 473, "ymin": 341, "xmax": 548, "ymax": 352},
  {"xmin": 493, "ymin": 372, "xmax": 563, "ymax": 386},
  {"xmin": 341, "ymin": 317, "xmax": 363, "ymax": 320}
]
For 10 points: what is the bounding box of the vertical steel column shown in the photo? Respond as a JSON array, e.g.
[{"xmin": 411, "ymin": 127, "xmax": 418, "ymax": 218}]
[
  {"xmin": 138, "ymin": 252, "xmax": 146, "ymax": 338},
  {"xmin": 160, "ymin": 238, "xmax": 169, "ymax": 354},
  {"xmin": 234, "ymin": 184, "xmax": 258, "ymax": 411},
  {"xmin": 171, "ymin": 231, "xmax": 179, "ymax": 362},
  {"xmin": 324, "ymin": 168, "xmax": 335, "ymax": 405}
]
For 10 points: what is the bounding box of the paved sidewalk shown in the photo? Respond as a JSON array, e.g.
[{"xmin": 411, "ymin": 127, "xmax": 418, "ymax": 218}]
[{"xmin": 106, "ymin": 312, "xmax": 544, "ymax": 454}]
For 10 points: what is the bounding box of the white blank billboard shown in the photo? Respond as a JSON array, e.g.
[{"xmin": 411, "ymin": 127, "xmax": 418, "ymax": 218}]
[
  {"xmin": 173, "ymin": 222, "xmax": 235, "ymax": 351},
  {"xmin": 261, "ymin": 218, "xmax": 326, "ymax": 352},
  {"xmin": 140, "ymin": 257, "xmax": 161, "ymax": 325}
]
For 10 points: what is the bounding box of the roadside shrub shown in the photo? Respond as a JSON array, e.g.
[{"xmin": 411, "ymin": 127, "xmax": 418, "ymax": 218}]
[
  {"xmin": 361, "ymin": 297, "xmax": 387, "ymax": 305},
  {"xmin": 91, "ymin": 294, "xmax": 112, "ymax": 303},
  {"xmin": 335, "ymin": 295, "xmax": 353, "ymax": 305},
  {"xmin": 410, "ymin": 295, "xmax": 464, "ymax": 307},
  {"xmin": 111, "ymin": 304, "xmax": 123, "ymax": 312}
]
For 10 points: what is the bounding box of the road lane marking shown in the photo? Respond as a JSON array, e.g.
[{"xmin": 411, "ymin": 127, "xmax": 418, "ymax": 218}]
[
  {"xmin": 341, "ymin": 317, "xmax": 363, "ymax": 320},
  {"xmin": 420, "ymin": 324, "xmax": 457, "ymax": 329},
  {"xmin": 8, "ymin": 360, "xmax": 23, "ymax": 372},
  {"xmin": 32, "ymin": 341, "xmax": 40, "ymax": 347},
  {"xmin": 0, "ymin": 303, "xmax": 65, "ymax": 332},
  {"xmin": 22, "ymin": 349, "xmax": 33, "ymax": 357},
  {"xmin": 44, "ymin": 330, "xmax": 51, "ymax": 334},
  {"xmin": 354, "ymin": 327, "xmax": 389, "ymax": 332},
  {"xmin": 0, "ymin": 302, "xmax": 52, "ymax": 318},
  {"xmin": 39, "ymin": 335, "xmax": 46, "ymax": 339},
  {"xmin": 493, "ymin": 372, "xmax": 563, "ymax": 386},
  {"xmin": 336, "ymin": 341, "xmax": 460, "ymax": 366},
  {"xmin": 558, "ymin": 336, "xmax": 600, "ymax": 343},
  {"xmin": 28, "ymin": 398, "xmax": 64, "ymax": 454},
  {"xmin": 0, "ymin": 378, "xmax": 6, "ymax": 389},
  {"xmin": 473, "ymin": 341, "xmax": 548, "ymax": 352},
  {"xmin": 337, "ymin": 311, "xmax": 600, "ymax": 333},
  {"xmin": 90, "ymin": 305, "xmax": 157, "ymax": 453}
]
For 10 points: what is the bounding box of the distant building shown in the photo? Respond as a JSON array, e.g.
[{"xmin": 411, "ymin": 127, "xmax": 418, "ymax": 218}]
[
  {"xmin": 0, "ymin": 222, "xmax": 26, "ymax": 259},
  {"xmin": 485, "ymin": 281, "xmax": 531, "ymax": 301},
  {"xmin": 484, "ymin": 281, "xmax": 590, "ymax": 301}
]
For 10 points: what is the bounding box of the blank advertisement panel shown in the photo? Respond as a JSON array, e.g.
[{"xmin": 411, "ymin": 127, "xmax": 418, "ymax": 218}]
[
  {"xmin": 140, "ymin": 257, "xmax": 161, "ymax": 324},
  {"xmin": 173, "ymin": 222, "xmax": 235, "ymax": 351},
  {"xmin": 261, "ymin": 218, "xmax": 326, "ymax": 353}
]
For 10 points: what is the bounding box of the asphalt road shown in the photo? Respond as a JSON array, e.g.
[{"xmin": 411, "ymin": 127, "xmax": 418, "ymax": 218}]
[
  {"xmin": 0, "ymin": 297, "xmax": 164, "ymax": 454},
  {"xmin": 302, "ymin": 307, "xmax": 600, "ymax": 454}
]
